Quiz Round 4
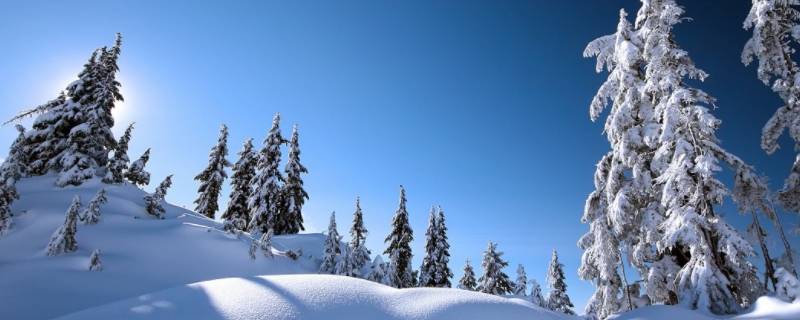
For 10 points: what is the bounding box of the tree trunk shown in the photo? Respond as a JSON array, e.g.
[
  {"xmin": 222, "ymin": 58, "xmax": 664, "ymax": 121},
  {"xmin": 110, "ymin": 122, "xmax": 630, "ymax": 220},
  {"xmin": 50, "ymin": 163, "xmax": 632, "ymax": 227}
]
[{"xmin": 751, "ymin": 211, "xmax": 777, "ymax": 290}]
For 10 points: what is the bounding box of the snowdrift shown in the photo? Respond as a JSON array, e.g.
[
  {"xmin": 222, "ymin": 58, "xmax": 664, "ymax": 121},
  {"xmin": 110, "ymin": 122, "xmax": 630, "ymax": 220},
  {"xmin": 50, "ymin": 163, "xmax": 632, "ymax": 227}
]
[
  {"xmin": 608, "ymin": 296, "xmax": 800, "ymax": 320},
  {"xmin": 0, "ymin": 176, "xmax": 324, "ymax": 320},
  {"xmin": 54, "ymin": 274, "xmax": 572, "ymax": 320}
]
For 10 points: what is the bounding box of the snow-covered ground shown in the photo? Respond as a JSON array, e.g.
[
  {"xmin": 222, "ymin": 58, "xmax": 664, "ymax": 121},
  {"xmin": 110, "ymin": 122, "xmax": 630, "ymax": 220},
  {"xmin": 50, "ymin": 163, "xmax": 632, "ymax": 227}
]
[
  {"xmin": 54, "ymin": 274, "xmax": 572, "ymax": 320},
  {"xmin": 2, "ymin": 175, "xmax": 800, "ymax": 320}
]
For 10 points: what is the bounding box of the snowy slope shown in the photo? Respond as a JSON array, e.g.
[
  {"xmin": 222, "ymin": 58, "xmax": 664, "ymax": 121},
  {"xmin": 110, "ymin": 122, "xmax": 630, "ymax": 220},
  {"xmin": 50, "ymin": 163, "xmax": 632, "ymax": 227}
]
[
  {"xmin": 608, "ymin": 297, "xmax": 800, "ymax": 320},
  {"xmin": 0, "ymin": 175, "xmax": 324, "ymax": 320},
  {"xmin": 54, "ymin": 274, "xmax": 574, "ymax": 320}
]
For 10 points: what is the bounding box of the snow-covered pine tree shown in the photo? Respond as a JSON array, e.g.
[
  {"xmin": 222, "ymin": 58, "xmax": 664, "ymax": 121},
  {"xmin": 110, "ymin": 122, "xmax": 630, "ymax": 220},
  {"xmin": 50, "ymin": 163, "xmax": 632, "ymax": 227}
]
[
  {"xmin": 514, "ymin": 264, "xmax": 528, "ymax": 296},
  {"xmin": 581, "ymin": 9, "xmax": 662, "ymax": 316},
  {"xmin": 775, "ymin": 267, "xmax": 800, "ymax": 302},
  {"xmin": 384, "ymin": 185, "xmax": 414, "ymax": 288},
  {"xmin": 320, "ymin": 212, "xmax": 342, "ymax": 274},
  {"xmin": 194, "ymin": 124, "xmax": 231, "ymax": 219},
  {"xmin": 434, "ymin": 206, "xmax": 452, "ymax": 287},
  {"xmin": 89, "ymin": 249, "xmax": 103, "ymax": 271},
  {"xmin": 349, "ymin": 197, "xmax": 370, "ymax": 277},
  {"xmin": 530, "ymin": 279, "xmax": 546, "ymax": 308},
  {"xmin": 636, "ymin": 0, "xmax": 762, "ymax": 313},
  {"xmin": 0, "ymin": 184, "xmax": 14, "ymax": 236},
  {"xmin": 546, "ymin": 250, "xmax": 575, "ymax": 315},
  {"xmin": 0, "ymin": 125, "xmax": 26, "ymax": 236},
  {"xmin": 419, "ymin": 206, "xmax": 438, "ymax": 287},
  {"xmin": 477, "ymin": 241, "xmax": 513, "ymax": 295},
  {"xmin": 144, "ymin": 175, "xmax": 172, "ymax": 219},
  {"xmin": 335, "ymin": 244, "xmax": 355, "ymax": 276},
  {"xmin": 366, "ymin": 255, "xmax": 388, "ymax": 284},
  {"xmin": 741, "ymin": 0, "xmax": 799, "ymax": 279},
  {"xmin": 21, "ymin": 93, "xmax": 68, "ymax": 176},
  {"xmin": 281, "ymin": 124, "xmax": 308, "ymax": 234},
  {"xmin": 222, "ymin": 138, "xmax": 257, "ymax": 232},
  {"xmin": 46, "ymin": 196, "xmax": 81, "ymax": 256},
  {"xmin": 458, "ymin": 259, "xmax": 477, "ymax": 291},
  {"xmin": 249, "ymin": 113, "xmax": 285, "ymax": 236},
  {"xmin": 125, "ymin": 148, "xmax": 151, "ymax": 186},
  {"xmin": 82, "ymin": 189, "xmax": 107, "ymax": 225},
  {"xmin": 6, "ymin": 125, "xmax": 30, "ymax": 177},
  {"xmin": 260, "ymin": 228, "xmax": 274, "ymax": 258},
  {"xmin": 103, "ymin": 123, "xmax": 134, "ymax": 184}
]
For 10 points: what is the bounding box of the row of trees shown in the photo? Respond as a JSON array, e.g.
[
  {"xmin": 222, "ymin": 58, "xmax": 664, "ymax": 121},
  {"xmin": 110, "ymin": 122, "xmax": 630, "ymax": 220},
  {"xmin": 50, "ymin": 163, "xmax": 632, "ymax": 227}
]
[
  {"xmin": 314, "ymin": 187, "xmax": 576, "ymax": 315},
  {"xmin": 580, "ymin": 0, "xmax": 800, "ymax": 318}
]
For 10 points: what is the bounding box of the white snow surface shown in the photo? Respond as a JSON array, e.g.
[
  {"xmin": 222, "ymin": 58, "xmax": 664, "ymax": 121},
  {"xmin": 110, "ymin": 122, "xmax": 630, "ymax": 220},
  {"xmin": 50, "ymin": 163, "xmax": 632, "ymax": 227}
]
[{"xmin": 55, "ymin": 274, "xmax": 571, "ymax": 320}]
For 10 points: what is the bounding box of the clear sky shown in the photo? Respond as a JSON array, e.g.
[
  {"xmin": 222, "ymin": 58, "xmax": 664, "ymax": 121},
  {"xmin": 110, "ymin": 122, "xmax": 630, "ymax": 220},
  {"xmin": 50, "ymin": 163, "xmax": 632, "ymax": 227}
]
[{"xmin": 1, "ymin": 0, "xmax": 798, "ymax": 312}]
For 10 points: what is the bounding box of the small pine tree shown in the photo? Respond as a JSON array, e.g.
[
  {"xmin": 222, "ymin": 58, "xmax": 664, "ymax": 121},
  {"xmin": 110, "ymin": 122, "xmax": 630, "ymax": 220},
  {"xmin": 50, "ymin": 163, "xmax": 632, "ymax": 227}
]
[
  {"xmin": 335, "ymin": 244, "xmax": 354, "ymax": 276},
  {"xmin": 514, "ymin": 264, "xmax": 528, "ymax": 296},
  {"xmin": 222, "ymin": 139, "xmax": 257, "ymax": 232},
  {"xmin": 546, "ymin": 250, "xmax": 575, "ymax": 315},
  {"xmin": 47, "ymin": 196, "xmax": 81, "ymax": 256},
  {"xmin": 319, "ymin": 212, "xmax": 341, "ymax": 274},
  {"xmin": 384, "ymin": 185, "xmax": 414, "ymax": 288},
  {"xmin": 419, "ymin": 206, "xmax": 439, "ymax": 287},
  {"xmin": 194, "ymin": 124, "xmax": 231, "ymax": 219},
  {"xmin": 349, "ymin": 197, "xmax": 371, "ymax": 277},
  {"xmin": 434, "ymin": 206, "xmax": 452, "ymax": 287},
  {"xmin": 144, "ymin": 175, "xmax": 172, "ymax": 218},
  {"xmin": 89, "ymin": 249, "xmax": 103, "ymax": 271},
  {"xmin": 366, "ymin": 255, "xmax": 388, "ymax": 284},
  {"xmin": 82, "ymin": 189, "xmax": 108, "ymax": 225},
  {"xmin": 103, "ymin": 123, "xmax": 134, "ymax": 184},
  {"xmin": 530, "ymin": 279, "xmax": 546, "ymax": 308},
  {"xmin": 281, "ymin": 124, "xmax": 308, "ymax": 234},
  {"xmin": 260, "ymin": 228, "xmax": 274, "ymax": 258},
  {"xmin": 458, "ymin": 259, "xmax": 477, "ymax": 291},
  {"xmin": 477, "ymin": 241, "xmax": 513, "ymax": 295},
  {"xmin": 125, "ymin": 148, "xmax": 151, "ymax": 186},
  {"xmin": 249, "ymin": 113, "xmax": 285, "ymax": 236}
]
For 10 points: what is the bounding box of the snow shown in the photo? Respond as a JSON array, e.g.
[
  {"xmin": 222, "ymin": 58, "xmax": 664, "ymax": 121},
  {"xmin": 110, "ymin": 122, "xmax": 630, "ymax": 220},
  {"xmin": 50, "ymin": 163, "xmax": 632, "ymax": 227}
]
[
  {"xmin": 0, "ymin": 175, "xmax": 323, "ymax": 320},
  {"xmin": 54, "ymin": 274, "xmax": 573, "ymax": 320},
  {"xmin": 609, "ymin": 297, "xmax": 800, "ymax": 320}
]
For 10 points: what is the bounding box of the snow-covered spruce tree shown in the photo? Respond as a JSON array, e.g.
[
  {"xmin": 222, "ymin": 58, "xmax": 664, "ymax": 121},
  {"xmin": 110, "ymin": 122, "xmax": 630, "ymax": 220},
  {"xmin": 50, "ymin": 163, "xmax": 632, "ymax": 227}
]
[
  {"xmin": 82, "ymin": 189, "xmax": 107, "ymax": 225},
  {"xmin": 546, "ymin": 250, "xmax": 575, "ymax": 315},
  {"xmin": 530, "ymin": 279, "xmax": 546, "ymax": 308},
  {"xmin": 434, "ymin": 206, "xmax": 452, "ymax": 287},
  {"xmin": 581, "ymin": 9, "xmax": 662, "ymax": 315},
  {"xmin": 742, "ymin": 0, "xmax": 799, "ymax": 278},
  {"xmin": 419, "ymin": 206, "xmax": 439, "ymax": 287},
  {"xmin": 249, "ymin": 113, "xmax": 285, "ymax": 236},
  {"xmin": 281, "ymin": 124, "xmax": 308, "ymax": 234},
  {"xmin": 0, "ymin": 126, "xmax": 26, "ymax": 236},
  {"xmin": 20, "ymin": 93, "xmax": 68, "ymax": 176},
  {"xmin": 349, "ymin": 197, "xmax": 370, "ymax": 277},
  {"xmin": 125, "ymin": 148, "xmax": 151, "ymax": 186},
  {"xmin": 89, "ymin": 249, "xmax": 103, "ymax": 271},
  {"xmin": 222, "ymin": 139, "xmax": 257, "ymax": 232},
  {"xmin": 636, "ymin": 0, "xmax": 762, "ymax": 313},
  {"xmin": 458, "ymin": 259, "xmax": 477, "ymax": 291},
  {"xmin": 384, "ymin": 185, "xmax": 414, "ymax": 288},
  {"xmin": 260, "ymin": 228, "xmax": 274, "ymax": 258},
  {"xmin": 6, "ymin": 125, "xmax": 30, "ymax": 177},
  {"xmin": 366, "ymin": 256, "xmax": 388, "ymax": 284},
  {"xmin": 477, "ymin": 241, "xmax": 513, "ymax": 295},
  {"xmin": 0, "ymin": 185, "xmax": 14, "ymax": 236},
  {"xmin": 46, "ymin": 196, "xmax": 81, "ymax": 256},
  {"xmin": 775, "ymin": 267, "xmax": 800, "ymax": 302},
  {"xmin": 103, "ymin": 123, "xmax": 134, "ymax": 184},
  {"xmin": 514, "ymin": 264, "xmax": 528, "ymax": 296},
  {"xmin": 320, "ymin": 212, "xmax": 342, "ymax": 274},
  {"xmin": 144, "ymin": 175, "xmax": 172, "ymax": 219},
  {"xmin": 194, "ymin": 124, "xmax": 231, "ymax": 219},
  {"xmin": 335, "ymin": 244, "xmax": 355, "ymax": 276}
]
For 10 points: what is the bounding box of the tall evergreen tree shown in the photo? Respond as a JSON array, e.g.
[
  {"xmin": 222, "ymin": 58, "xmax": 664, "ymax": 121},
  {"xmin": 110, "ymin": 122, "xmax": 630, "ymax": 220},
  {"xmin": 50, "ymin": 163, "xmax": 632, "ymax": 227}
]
[
  {"xmin": 144, "ymin": 175, "xmax": 172, "ymax": 219},
  {"xmin": 384, "ymin": 185, "xmax": 414, "ymax": 288},
  {"xmin": 46, "ymin": 196, "xmax": 81, "ymax": 256},
  {"xmin": 281, "ymin": 124, "xmax": 308, "ymax": 234},
  {"xmin": 477, "ymin": 241, "xmax": 513, "ymax": 295},
  {"xmin": 0, "ymin": 126, "xmax": 25, "ymax": 236},
  {"xmin": 419, "ymin": 206, "xmax": 439, "ymax": 287},
  {"xmin": 125, "ymin": 148, "xmax": 151, "ymax": 186},
  {"xmin": 249, "ymin": 113, "xmax": 285, "ymax": 235},
  {"xmin": 222, "ymin": 138, "xmax": 257, "ymax": 232},
  {"xmin": 103, "ymin": 123, "xmax": 134, "ymax": 184},
  {"xmin": 546, "ymin": 250, "xmax": 575, "ymax": 315},
  {"xmin": 320, "ymin": 212, "xmax": 342, "ymax": 274},
  {"xmin": 434, "ymin": 206, "xmax": 452, "ymax": 287},
  {"xmin": 194, "ymin": 124, "xmax": 231, "ymax": 219},
  {"xmin": 0, "ymin": 185, "xmax": 14, "ymax": 236},
  {"xmin": 349, "ymin": 197, "xmax": 371, "ymax": 277},
  {"xmin": 742, "ymin": 0, "xmax": 799, "ymax": 279},
  {"xmin": 514, "ymin": 264, "xmax": 528, "ymax": 296},
  {"xmin": 81, "ymin": 189, "xmax": 107, "ymax": 225},
  {"xmin": 530, "ymin": 279, "xmax": 546, "ymax": 308},
  {"xmin": 458, "ymin": 259, "xmax": 477, "ymax": 291}
]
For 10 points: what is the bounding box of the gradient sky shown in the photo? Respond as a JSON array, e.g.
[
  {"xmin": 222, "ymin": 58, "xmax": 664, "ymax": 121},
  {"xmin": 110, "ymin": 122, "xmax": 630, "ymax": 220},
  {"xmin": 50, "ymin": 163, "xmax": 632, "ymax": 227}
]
[{"xmin": 1, "ymin": 0, "xmax": 798, "ymax": 312}]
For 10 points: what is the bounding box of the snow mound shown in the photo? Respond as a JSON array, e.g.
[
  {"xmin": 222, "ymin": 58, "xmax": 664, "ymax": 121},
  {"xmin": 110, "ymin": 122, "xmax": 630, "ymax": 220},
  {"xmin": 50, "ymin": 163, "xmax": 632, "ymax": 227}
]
[
  {"xmin": 0, "ymin": 176, "xmax": 325, "ymax": 320},
  {"xmin": 55, "ymin": 274, "xmax": 574, "ymax": 320},
  {"xmin": 609, "ymin": 296, "xmax": 800, "ymax": 320}
]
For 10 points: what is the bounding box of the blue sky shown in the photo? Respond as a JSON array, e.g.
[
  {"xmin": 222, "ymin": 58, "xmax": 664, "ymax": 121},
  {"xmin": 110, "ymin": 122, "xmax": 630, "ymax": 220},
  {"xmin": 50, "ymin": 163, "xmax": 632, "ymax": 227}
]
[{"xmin": 1, "ymin": 0, "xmax": 798, "ymax": 312}]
